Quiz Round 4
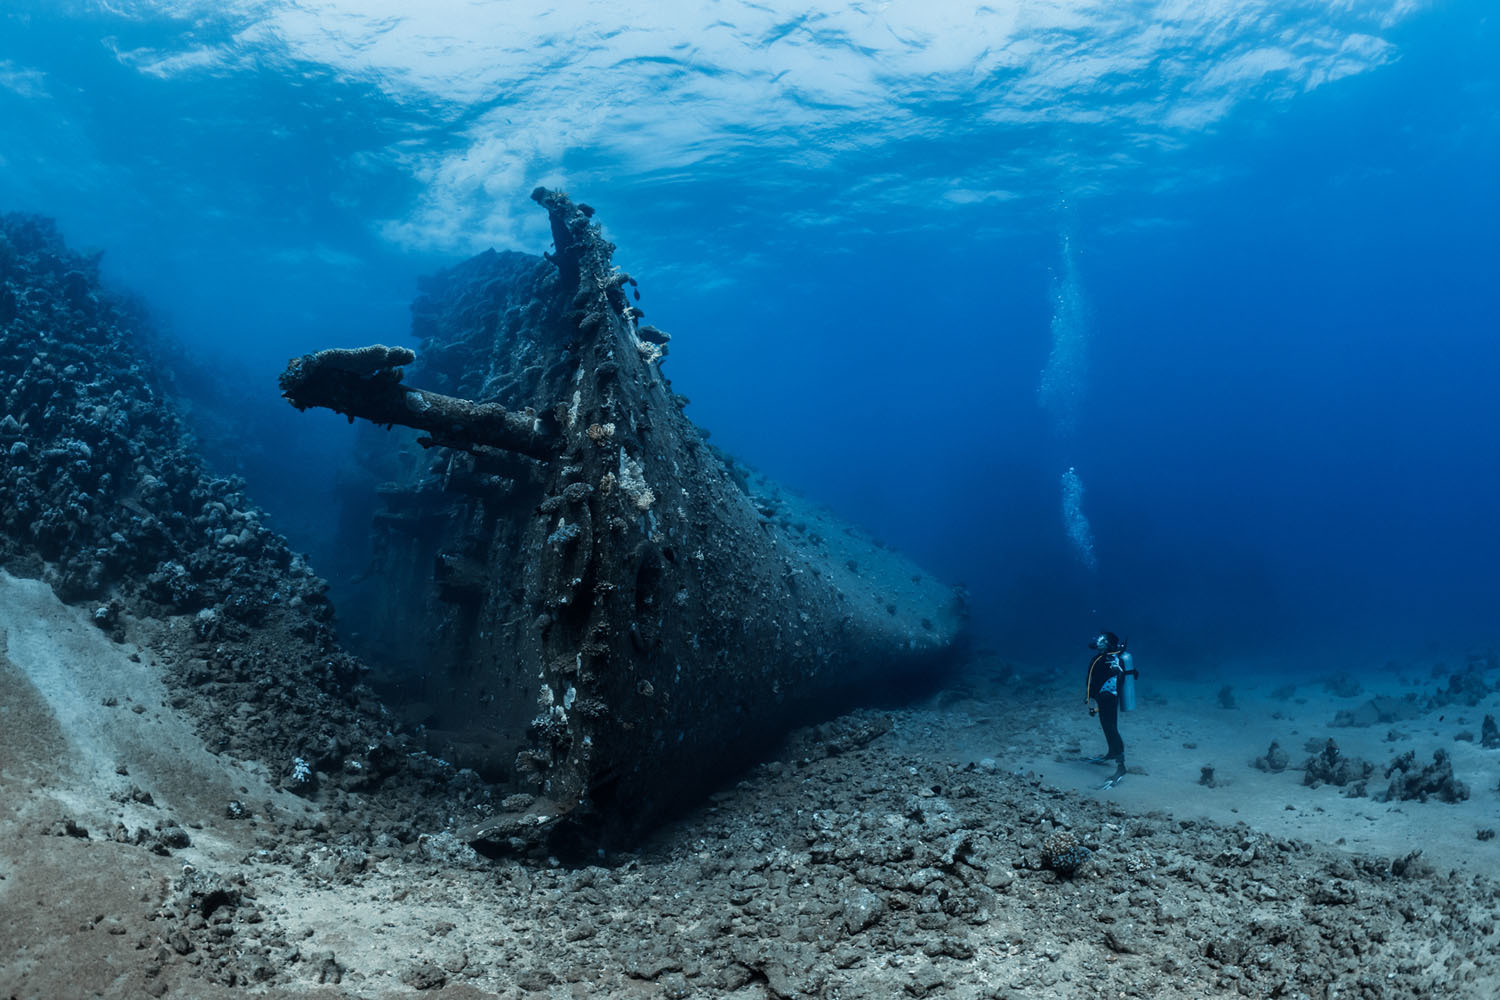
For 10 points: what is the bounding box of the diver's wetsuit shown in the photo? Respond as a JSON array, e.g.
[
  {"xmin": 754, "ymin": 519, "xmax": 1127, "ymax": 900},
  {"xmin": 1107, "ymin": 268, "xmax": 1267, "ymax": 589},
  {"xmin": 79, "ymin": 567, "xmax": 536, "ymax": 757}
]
[{"xmin": 1087, "ymin": 652, "xmax": 1125, "ymax": 765}]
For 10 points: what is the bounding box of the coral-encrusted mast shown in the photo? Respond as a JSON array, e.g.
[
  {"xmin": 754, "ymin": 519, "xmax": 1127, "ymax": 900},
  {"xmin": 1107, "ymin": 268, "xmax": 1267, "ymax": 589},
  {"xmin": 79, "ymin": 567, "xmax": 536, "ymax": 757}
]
[{"xmin": 278, "ymin": 344, "xmax": 559, "ymax": 460}]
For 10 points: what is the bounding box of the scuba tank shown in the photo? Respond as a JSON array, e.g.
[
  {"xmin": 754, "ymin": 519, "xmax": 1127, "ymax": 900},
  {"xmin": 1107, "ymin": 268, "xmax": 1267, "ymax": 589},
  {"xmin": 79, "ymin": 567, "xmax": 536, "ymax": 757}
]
[{"xmin": 1119, "ymin": 651, "xmax": 1137, "ymax": 711}]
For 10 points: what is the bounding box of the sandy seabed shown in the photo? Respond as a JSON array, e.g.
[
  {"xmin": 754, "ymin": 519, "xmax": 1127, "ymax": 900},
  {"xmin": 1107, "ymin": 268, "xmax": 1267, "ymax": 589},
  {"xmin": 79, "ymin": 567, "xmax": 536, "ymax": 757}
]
[{"xmin": 3, "ymin": 571, "xmax": 1498, "ymax": 1000}]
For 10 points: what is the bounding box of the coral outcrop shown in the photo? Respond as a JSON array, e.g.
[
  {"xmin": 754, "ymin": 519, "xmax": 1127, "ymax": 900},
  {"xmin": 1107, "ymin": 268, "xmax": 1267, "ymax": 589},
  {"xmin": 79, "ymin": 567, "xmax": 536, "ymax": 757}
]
[
  {"xmin": 1382, "ymin": 748, "xmax": 1469, "ymax": 803},
  {"xmin": 1301, "ymin": 739, "xmax": 1374, "ymax": 796},
  {"xmin": 1253, "ymin": 740, "xmax": 1290, "ymax": 772},
  {"xmin": 1040, "ymin": 829, "xmax": 1091, "ymax": 876}
]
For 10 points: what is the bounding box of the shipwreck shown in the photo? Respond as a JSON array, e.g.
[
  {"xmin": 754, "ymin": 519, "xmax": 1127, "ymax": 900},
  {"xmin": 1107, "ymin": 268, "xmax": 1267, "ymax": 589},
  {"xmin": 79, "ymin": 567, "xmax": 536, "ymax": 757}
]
[{"xmin": 280, "ymin": 189, "xmax": 964, "ymax": 846}]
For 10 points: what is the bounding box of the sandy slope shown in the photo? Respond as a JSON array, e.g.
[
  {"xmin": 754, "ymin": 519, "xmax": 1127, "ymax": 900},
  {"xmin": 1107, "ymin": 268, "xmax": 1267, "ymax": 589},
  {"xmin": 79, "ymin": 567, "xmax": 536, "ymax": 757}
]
[
  {"xmin": 0, "ymin": 571, "xmax": 321, "ymax": 999},
  {"xmin": 2, "ymin": 572, "xmax": 1497, "ymax": 999}
]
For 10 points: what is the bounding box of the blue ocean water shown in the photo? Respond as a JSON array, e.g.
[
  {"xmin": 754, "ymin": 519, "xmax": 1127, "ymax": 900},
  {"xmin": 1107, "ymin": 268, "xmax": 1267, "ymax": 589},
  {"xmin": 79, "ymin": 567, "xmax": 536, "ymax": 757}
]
[{"xmin": 2, "ymin": 1, "xmax": 1495, "ymax": 671}]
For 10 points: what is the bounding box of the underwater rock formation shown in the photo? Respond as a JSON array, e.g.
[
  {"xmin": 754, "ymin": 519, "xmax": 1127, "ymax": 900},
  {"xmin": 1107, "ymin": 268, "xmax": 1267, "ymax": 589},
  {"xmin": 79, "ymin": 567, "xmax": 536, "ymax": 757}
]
[{"xmin": 282, "ymin": 189, "xmax": 964, "ymax": 844}]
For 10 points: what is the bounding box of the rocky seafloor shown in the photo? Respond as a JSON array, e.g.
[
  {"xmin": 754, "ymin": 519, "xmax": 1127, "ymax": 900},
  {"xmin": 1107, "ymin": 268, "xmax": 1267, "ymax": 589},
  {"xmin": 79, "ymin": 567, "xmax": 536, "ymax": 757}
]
[
  {"xmin": 196, "ymin": 715, "xmax": 1500, "ymax": 1000},
  {"xmin": 7, "ymin": 651, "xmax": 1500, "ymax": 1000}
]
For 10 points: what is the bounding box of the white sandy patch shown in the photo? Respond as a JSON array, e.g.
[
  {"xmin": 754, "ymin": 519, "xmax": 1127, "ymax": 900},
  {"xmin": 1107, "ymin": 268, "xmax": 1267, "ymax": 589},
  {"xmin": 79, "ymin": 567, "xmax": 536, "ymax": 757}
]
[
  {"xmin": 928, "ymin": 665, "xmax": 1500, "ymax": 876},
  {"xmin": 0, "ymin": 570, "xmax": 303, "ymax": 857}
]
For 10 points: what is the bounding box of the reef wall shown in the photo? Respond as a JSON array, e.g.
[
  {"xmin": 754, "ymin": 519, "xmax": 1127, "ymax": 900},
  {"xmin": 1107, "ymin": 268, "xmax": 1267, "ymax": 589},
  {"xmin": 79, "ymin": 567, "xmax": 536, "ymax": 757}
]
[
  {"xmin": 0, "ymin": 213, "xmax": 432, "ymax": 808},
  {"xmin": 284, "ymin": 190, "xmax": 965, "ymax": 845}
]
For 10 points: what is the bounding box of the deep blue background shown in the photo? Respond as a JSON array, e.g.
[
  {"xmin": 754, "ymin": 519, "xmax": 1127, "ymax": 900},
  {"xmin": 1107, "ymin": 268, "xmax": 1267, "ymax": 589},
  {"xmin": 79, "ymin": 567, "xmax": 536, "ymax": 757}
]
[{"xmin": 2, "ymin": 1, "xmax": 1495, "ymax": 673}]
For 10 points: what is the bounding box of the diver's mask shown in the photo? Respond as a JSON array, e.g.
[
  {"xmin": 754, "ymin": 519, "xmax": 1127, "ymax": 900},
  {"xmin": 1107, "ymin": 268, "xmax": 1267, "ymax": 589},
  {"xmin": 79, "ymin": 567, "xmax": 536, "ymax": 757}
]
[{"xmin": 1089, "ymin": 632, "xmax": 1121, "ymax": 652}]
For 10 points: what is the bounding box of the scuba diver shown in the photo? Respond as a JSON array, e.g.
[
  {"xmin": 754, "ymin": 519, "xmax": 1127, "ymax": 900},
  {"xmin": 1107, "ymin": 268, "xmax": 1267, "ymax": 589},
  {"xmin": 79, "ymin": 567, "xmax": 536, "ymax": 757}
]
[{"xmin": 1084, "ymin": 631, "xmax": 1136, "ymax": 789}]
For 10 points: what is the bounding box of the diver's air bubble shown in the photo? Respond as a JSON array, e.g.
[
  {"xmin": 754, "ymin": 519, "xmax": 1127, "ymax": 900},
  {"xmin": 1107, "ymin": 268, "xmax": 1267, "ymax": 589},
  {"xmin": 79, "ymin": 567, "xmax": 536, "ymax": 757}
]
[
  {"xmin": 1061, "ymin": 465, "xmax": 1098, "ymax": 572},
  {"xmin": 1037, "ymin": 233, "xmax": 1090, "ymax": 437}
]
